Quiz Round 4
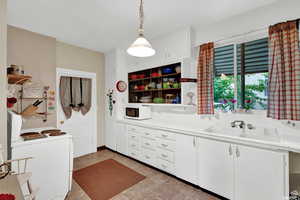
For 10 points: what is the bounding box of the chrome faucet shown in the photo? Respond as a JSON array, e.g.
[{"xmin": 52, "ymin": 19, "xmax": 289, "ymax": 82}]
[{"xmin": 231, "ymin": 120, "xmax": 246, "ymax": 129}]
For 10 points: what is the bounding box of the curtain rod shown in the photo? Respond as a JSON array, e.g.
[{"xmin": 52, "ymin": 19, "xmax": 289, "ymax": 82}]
[
  {"xmin": 214, "ymin": 26, "xmax": 268, "ymax": 44},
  {"xmin": 201, "ymin": 18, "xmax": 300, "ymax": 46}
]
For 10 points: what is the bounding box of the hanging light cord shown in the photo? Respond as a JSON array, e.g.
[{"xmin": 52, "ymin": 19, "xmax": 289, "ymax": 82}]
[{"xmin": 138, "ymin": 0, "xmax": 144, "ymax": 36}]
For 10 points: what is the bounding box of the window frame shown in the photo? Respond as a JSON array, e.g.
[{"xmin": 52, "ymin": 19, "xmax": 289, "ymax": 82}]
[{"xmin": 214, "ymin": 36, "xmax": 269, "ymax": 110}]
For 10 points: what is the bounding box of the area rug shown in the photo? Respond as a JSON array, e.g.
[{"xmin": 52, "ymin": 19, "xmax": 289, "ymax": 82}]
[{"xmin": 73, "ymin": 159, "xmax": 145, "ymax": 200}]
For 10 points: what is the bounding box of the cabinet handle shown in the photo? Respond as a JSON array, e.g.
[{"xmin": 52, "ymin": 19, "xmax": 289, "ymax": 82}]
[
  {"xmin": 236, "ymin": 147, "xmax": 240, "ymax": 158},
  {"xmin": 145, "ymin": 155, "xmax": 150, "ymax": 159},
  {"xmin": 131, "ymin": 144, "xmax": 136, "ymax": 147},
  {"xmin": 193, "ymin": 137, "xmax": 196, "ymax": 147},
  {"xmin": 145, "ymin": 142, "xmax": 150, "ymax": 146},
  {"xmin": 161, "ymin": 154, "xmax": 168, "ymax": 158},
  {"xmin": 229, "ymin": 145, "xmax": 233, "ymax": 156},
  {"xmin": 131, "ymin": 136, "xmax": 135, "ymax": 139},
  {"xmin": 145, "ymin": 133, "xmax": 150, "ymax": 135},
  {"xmin": 161, "ymin": 144, "xmax": 168, "ymax": 148},
  {"xmin": 162, "ymin": 134, "xmax": 168, "ymax": 138},
  {"xmin": 131, "ymin": 153, "xmax": 136, "ymax": 156}
]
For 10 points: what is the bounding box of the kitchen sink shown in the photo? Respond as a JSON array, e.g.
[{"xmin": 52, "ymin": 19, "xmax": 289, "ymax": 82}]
[{"xmin": 205, "ymin": 126, "xmax": 281, "ymax": 142}]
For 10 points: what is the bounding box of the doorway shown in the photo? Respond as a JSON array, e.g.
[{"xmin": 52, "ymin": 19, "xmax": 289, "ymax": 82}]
[{"xmin": 56, "ymin": 68, "xmax": 97, "ymax": 157}]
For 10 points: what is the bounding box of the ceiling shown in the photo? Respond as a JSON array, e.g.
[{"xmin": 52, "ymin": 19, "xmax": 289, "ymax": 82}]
[{"xmin": 8, "ymin": 0, "xmax": 278, "ymax": 53}]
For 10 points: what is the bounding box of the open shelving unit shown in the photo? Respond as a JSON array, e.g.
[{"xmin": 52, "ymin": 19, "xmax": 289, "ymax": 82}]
[{"xmin": 128, "ymin": 62, "xmax": 182, "ymax": 104}]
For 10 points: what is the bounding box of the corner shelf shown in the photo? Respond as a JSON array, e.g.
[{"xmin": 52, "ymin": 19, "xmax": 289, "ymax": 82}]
[{"xmin": 7, "ymin": 74, "xmax": 32, "ymax": 85}]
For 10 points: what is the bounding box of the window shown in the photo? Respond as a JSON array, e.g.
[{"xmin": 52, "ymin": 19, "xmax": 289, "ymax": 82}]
[
  {"xmin": 237, "ymin": 38, "xmax": 268, "ymax": 110},
  {"xmin": 214, "ymin": 44, "xmax": 235, "ymax": 111},
  {"xmin": 214, "ymin": 38, "xmax": 269, "ymax": 111}
]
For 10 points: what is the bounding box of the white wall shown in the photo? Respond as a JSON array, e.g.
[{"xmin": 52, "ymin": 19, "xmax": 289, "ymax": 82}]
[
  {"xmin": 193, "ymin": 0, "xmax": 300, "ymax": 47},
  {"xmin": 104, "ymin": 50, "xmax": 117, "ymax": 150},
  {"xmin": 0, "ymin": 0, "xmax": 7, "ymax": 159},
  {"xmin": 104, "ymin": 48, "xmax": 128, "ymax": 151}
]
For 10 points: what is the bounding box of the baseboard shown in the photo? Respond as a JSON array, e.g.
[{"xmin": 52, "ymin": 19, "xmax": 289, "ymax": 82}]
[{"xmin": 97, "ymin": 145, "xmax": 107, "ymax": 151}]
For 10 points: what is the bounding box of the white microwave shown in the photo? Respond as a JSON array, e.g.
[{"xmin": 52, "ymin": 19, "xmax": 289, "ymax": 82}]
[{"xmin": 125, "ymin": 105, "xmax": 151, "ymax": 120}]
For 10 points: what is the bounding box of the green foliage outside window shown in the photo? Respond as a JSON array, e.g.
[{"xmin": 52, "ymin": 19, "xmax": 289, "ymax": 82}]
[{"xmin": 214, "ymin": 73, "xmax": 268, "ymax": 110}]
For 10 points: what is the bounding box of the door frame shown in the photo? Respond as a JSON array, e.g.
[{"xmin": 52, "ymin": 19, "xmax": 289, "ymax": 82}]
[{"xmin": 56, "ymin": 68, "xmax": 97, "ymax": 155}]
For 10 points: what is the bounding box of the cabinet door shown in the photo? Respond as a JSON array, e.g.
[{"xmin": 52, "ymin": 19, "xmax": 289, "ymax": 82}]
[
  {"xmin": 175, "ymin": 134, "xmax": 197, "ymax": 184},
  {"xmin": 235, "ymin": 145, "xmax": 287, "ymax": 200},
  {"xmin": 116, "ymin": 123, "xmax": 127, "ymax": 155},
  {"xmin": 197, "ymin": 138, "xmax": 234, "ymax": 199}
]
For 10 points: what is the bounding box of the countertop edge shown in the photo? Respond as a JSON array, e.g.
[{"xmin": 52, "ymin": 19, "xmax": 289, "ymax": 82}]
[{"xmin": 117, "ymin": 119, "xmax": 300, "ymax": 153}]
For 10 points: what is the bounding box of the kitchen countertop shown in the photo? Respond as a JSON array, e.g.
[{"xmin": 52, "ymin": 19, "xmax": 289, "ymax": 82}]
[{"xmin": 118, "ymin": 118, "xmax": 300, "ymax": 153}]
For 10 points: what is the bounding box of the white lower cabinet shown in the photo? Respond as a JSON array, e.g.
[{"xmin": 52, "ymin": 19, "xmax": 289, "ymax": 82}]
[
  {"xmin": 197, "ymin": 138, "xmax": 235, "ymax": 199},
  {"xmin": 197, "ymin": 137, "xmax": 288, "ymax": 200},
  {"xmin": 234, "ymin": 145, "xmax": 288, "ymax": 200},
  {"xmin": 125, "ymin": 125, "xmax": 288, "ymax": 200},
  {"xmin": 175, "ymin": 133, "xmax": 198, "ymax": 185}
]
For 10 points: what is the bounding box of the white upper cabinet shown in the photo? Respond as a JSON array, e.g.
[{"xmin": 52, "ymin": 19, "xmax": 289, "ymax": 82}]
[
  {"xmin": 175, "ymin": 134, "xmax": 198, "ymax": 185},
  {"xmin": 234, "ymin": 145, "xmax": 288, "ymax": 200},
  {"xmin": 197, "ymin": 137, "xmax": 235, "ymax": 199}
]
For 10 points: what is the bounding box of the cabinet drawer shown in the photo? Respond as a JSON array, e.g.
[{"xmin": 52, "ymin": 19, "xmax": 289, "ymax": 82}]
[
  {"xmin": 128, "ymin": 132, "xmax": 140, "ymax": 142},
  {"xmin": 141, "ymin": 138, "xmax": 156, "ymax": 150},
  {"xmin": 157, "ymin": 148, "xmax": 174, "ymax": 163},
  {"xmin": 157, "ymin": 139, "xmax": 175, "ymax": 152},
  {"xmin": 128, "ymin": 140, "xmax": 139, "ymax": 150},
  {"xmin": 141, "ymin": 149, "xmax": 156, "ymax": 166},
  {"xmin": 141, "ymin": 129, "xmax": 156, "ymax": 139},
  {"xmin": 157, "ymin": 158, "xmax": 175, "ymax": 174},
  {"xmin": 156, "ymin": 131, "xmax": 175, "ymax": 141},
  {"xmin": 127, "ymin": 125, "xmax": 142, "ymax": 133},
  {"xmin": 128, "ymin": 148, "xmax": 140, "ymax": 160}
]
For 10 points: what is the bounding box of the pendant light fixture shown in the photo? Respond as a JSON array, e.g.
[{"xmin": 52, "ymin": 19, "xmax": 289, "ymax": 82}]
[{"xmin": 127, "ymin": 0, "xmax": 155, "ymax": 57}]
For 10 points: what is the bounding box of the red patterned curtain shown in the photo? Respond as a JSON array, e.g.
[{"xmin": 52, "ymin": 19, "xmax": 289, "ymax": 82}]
[
  {"xmin": 267, "ymin": 20, "xmax": 300, "ymax": 120},
  {"xmin": 197, "ymin": 42, "xmax": 214, "ymax": 114}
]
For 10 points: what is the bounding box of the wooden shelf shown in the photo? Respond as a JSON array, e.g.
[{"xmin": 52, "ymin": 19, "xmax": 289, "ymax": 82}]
[
  {"xmin": 133, "ymin": 88, "xmax": 181, "ymax": 93},
  {"xmin": 8, "ymin": 74, "xmax": 31, "ymax": 85},
  {"xmin": 129, "ymin": 73, "xmax": 181, "ymax": 82},
  {"xmin": 20, "ymin": 97, "xmax": 48, "ymax": 100}
]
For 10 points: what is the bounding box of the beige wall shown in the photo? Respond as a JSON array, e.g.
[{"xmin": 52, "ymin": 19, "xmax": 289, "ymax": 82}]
[
  {"xmin": 0, "ymin": 0, "xmax": 7, "ymax": 158},
  {"xmin": 56, "ymin": 41, "xmax": 105, "ymax": 146},
  {"xmin": 7, "ymin": 26, "xmax": 57, "ymax": 129},
  {"xmin": 7, "ymin": 26, "xmax": 105, "ymax": 147}
]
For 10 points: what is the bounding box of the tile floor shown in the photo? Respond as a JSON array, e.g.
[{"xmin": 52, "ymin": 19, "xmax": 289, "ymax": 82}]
[{"xmin": 67, "ymin": 149, "xmax": 221, "ymax": 200}]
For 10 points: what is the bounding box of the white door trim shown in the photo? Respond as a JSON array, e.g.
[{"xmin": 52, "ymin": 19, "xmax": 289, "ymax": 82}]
[{"xmin": 56, "ymin": 68, "xmax": 97, "ymax": 155}]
